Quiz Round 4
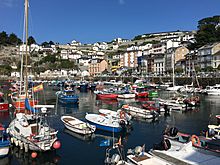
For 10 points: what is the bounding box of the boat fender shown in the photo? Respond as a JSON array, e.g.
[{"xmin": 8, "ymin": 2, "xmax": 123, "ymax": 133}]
[
  {"xmin": 111, "ymin": 154, "xmax": 120, "ymax": 164},
  {"xmin": 169, "ymin": 127, "xmax": 178, "ymax": 137},
  {"xmin": 163, "ymin": 139, "xmax": 171, "ymax": 151},
  {"xmin": 120, "ymin": 111, "xmax": 126, "ymax": 119},
  {"xmin": 191, "ymin": 135, "xmax": 201, "ymax": 147},
  {"xmin": 11, "ymin": 137, "xmax": 14, "ymax": 144},
  {"xmin": 24, "ymin": 143, "xmax": 29, "ymax": 152},
  {"xmin": 15, "ymin": 139, "xmax": 19, "ymax": 146},
  {"xmin": 20, "ymin": 142, "xmax": 24, "ymax": 150}
]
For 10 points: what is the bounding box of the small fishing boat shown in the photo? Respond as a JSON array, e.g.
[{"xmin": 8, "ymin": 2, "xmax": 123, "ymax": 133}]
[
  {"xmin": 85, "ymin": 114, "xmax": 122, "ymax": 133},
  {"xmin": 0, "ymin": 124, "xmax": 10, "ymax": 157},
  {"xmin": 0, "ymin": 92, "xmax": 9, "ymax": 112},
  {"xmin": 122, "ymin": 105, "xmax": 159, "ymax": 119},
  {"xmin": 134, "ymin": 87, "xmax": 148, "ymax": 98},
  {"xmin": 61, "ymin": 115, "xmax": 96, "ymax": 135},
  {"xmin": 57, "ymin": 88, "xmax": 79, "ymax": 104},
  {"xmin": 8, "ymin": 99, "xmax": 61, "ymax": 152},
  {"xmin": 96, "ymin": 93, "xmax": 118, "ymax": 100}
]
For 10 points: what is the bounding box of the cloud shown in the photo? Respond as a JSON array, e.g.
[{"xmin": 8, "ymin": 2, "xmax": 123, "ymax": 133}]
[
  {"xmin": 119, "ymin": 0, "xmax": 125, "ymax": 5},
  {"xmin": 0, "ymin": 0, "xmax": 18, "ymax": 8}
]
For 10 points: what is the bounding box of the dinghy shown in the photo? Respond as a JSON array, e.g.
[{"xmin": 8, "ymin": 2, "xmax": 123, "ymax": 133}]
[
  {"xmin": 61, "ymin": 115, "xmax": 96, "ymax": 135},
  {"xmin": 122, "ymin": 105, "xmax": 159, "ymax": 119}
]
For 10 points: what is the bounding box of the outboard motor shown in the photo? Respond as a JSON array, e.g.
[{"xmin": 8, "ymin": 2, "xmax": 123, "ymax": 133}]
[
  {"xmin": 153, "ymin": 139, "xmax": 171, "ymax": 151},
  {"xmin": 111, "ymin": 154, "xmax": 120, "ymax": 164},
  {"xmin": 134, "ymin": 146, "xmax": 142, "ymax": 156},
  {"xmin": 169, "ymin": 127, "xmax": 178, "ymax": 137}
]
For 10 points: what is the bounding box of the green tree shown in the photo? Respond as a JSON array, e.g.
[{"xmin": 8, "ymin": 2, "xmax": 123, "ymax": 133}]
[
  {"xmin": 28, "ymin": 36, "xmax": 36, "ymax": 45},
  {"xmin": 0, "ymin": 31, "xmax": 8, "ymax": 45},
  {"xmin": 8, "ymin": 33, "xmax": 22, "ymax": 45},
  {"xmin": 189, "ymin": 15, "xmax": 220, "ymax": 50}
]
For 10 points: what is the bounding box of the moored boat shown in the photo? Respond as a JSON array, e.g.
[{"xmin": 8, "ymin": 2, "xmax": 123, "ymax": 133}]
[
  {"xmin": 122, "ymin": 105, "xmax": 159, "ymax": 119},
  {"xmin": 61, "ymin": 115, "xmax": 96, "ymax": 135},
  {"xmin": 96, "ymin": 93, "xmax": 118, "ymax": 100},
  {"xmin": 0, "ymin": 124, "xmax": 10, "ymax": 157},
  {"xmin": 0, "ymin": 92, "xmax": 9, "ymax": 112},
  {"xmin": 85, "ymin": 114, "xmax": 122, "ymax": 133},
  {"xmin": 99, "ymin": 109, "xmax": 132, "ymax": 125},
  {"xmin": 57, "ymin": 88, "xmax": 79, "ymax": 104}
]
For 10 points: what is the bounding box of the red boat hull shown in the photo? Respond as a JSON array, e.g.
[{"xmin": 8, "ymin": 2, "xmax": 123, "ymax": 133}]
[
  {"xmin": 96, "ymin": 94, "xmax": 118, "ymax": 100},
  {"xmin": 136, "ymin": 92, "xmax": 148, "ymax": 98},
  {"xmin": 0, "ymin": 103, "xmax": 9, "ymax": 111},
  {"xmin": 13, "ymin": 100, "xmax": 38, "ymax": 110}
]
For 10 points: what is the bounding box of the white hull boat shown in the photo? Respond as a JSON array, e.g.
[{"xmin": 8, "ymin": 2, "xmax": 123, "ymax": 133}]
[
  {"xmin": 122, "ymin": 105, "xmax": 158, "ymax": 119},
  {"xmin": 117, "ymin": 93, "xmax": 136, "ymax": 99},
  {"xmin": 61, "ymin": 116, "xmax": 96, "ymax": 135},
  {"xmin": 99, "ymin": 109, "xmax": 132, "ymax": 124},
  {"xmin": 8, "ymin": 112, "xmax": 60, "ymax": 152},
  {"xmin": 151, "ymin": 141, "xmax": 220, "ymax": 165},
  {"xmin": 206, "ymin": 84, "xmax": 220, "ymax": 96}
]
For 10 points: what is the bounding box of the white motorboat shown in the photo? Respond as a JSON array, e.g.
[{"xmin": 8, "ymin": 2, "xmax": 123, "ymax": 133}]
[
  {"xmin": 151, "ymin": 140, "xmax": 220, "ymax": 165},
  {"xmin": 205, "ymin": 84, "xmax": 220, "ymax": 96},
  {"xmin": 61, "ymin": 115, "xmax": 96, "ymax": 135},
  {"xmin": 85, "ymin": 114, "xmax": 122, "ymax": 133},
  {"xmin": 8, "ymin": 111, "xmax": 60, "ymax": 152},
  {"xmin": 122, "ymin": 105, "xmax": 158, "ymax": 119},
  {"xmin": 99, "ymin": 109, "xmax": 132, "ymax": 125}
]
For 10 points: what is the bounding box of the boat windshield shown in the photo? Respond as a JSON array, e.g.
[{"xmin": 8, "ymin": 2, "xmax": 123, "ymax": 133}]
[{"xmin": 27, "ymin": 118, "xmax": 41, "ymax": 125}]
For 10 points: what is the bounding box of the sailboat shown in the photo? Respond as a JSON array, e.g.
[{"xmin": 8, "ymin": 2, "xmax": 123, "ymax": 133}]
[
  {"xmin": 166, "ymin": 49, "xmax": 183, "ymax": 91},
  {"xmin": 7, "ymin": 0, "xmax": 61, "ymax": 153}
]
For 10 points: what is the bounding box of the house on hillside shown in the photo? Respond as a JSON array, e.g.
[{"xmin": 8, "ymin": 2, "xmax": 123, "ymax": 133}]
[
  {"xmin": 88, "ymin": 59, "xmax": 108, "ymax": 76},
  {"xmin": 197, "ymin": 42, "xmax": 220, "ymax": 69}
]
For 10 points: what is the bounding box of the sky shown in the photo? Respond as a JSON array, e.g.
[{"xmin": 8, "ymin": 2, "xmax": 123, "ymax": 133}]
[{"xmin": 0, "ymin": 0, "xmax": 220, "ymax": 44}]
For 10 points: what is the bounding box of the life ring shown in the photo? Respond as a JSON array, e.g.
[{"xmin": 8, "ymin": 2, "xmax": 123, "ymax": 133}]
[
  {"xmin": 191, "ymin": 135, "xmax": 201, "ymax": 147},
  {"xmin": 120, "ymin": 111, "xmax": 126, "ymax": 119}
]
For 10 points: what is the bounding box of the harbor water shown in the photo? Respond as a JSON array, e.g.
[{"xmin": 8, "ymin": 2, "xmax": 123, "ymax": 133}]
[{"xmin": 0, "ymin": 85, "xmax": 219, "ymax": 165}]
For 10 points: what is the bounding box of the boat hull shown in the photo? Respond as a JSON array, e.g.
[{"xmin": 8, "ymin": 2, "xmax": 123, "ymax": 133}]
[
  {"xmin": 96, "ymin": 94, "xmax": 118, "ymax": 100},
  {"xmin": 0, "ymin": 103, "xmax": 9, "ymax": 112},
  {"xmin": 0, "ymin": 147, "xmax": 10, "ymax": 158},
  {"xmin": 85, "ymin": 114, "xmax": 122, "ymax": 133},
  {"xmin": 61, "ymin": 116, "xmax": 95, "ymax": 135}
]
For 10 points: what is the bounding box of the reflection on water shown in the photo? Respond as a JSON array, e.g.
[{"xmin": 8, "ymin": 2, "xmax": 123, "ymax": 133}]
[
  {"xmin": 3, "ymin": 146, "xmax": 61, "ymax": 165},
  {"xmin": 1, "ymin": 86, "xmax": 220, "ymax": 164}
]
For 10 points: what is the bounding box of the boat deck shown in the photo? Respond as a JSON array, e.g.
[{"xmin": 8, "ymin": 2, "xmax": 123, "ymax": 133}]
[{"xmin": 151, "ymin": 150, "xmax": 189, "ymax": 165}]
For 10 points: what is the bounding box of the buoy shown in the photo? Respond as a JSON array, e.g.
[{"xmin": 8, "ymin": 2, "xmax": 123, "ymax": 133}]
[
  {"xmin": 53, "ymin": 141, "xmax": 61, "ymax": 149},
  {"xmin": 11, "ymin": 137, "xmax": 14, "ymax": 144},
  {"xmin": 24, "ymin": 143, "xmax": 29, "ymax": 152},
  {"xmin": 15, "ymin": 139, "xmax": 19, "ymax": 146},
  {"xmin": 20, "ymin": 142, "xmax": 23, "ymax": 150},
  {"xmin": 31, "ymin": 152, "xmax": 37, "ymax": 159}
]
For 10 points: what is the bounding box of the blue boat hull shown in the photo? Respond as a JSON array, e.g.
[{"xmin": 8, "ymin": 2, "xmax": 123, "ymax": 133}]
[
  {"xmin": 88, "ymin": 122, "xmax": 122, "ymax": 133},
  {"xmin": 58, "ymin": 96, "xmax": 79, "ymax": 104}
]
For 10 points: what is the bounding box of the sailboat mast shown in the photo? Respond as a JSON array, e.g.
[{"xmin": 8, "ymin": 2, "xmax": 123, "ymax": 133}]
[
  {"xmin": 25, "ymin": 0, "xmax": 29, "ymax": 98},
  {"xmin": 172, "ymin": 50, "xmax": 175, "ymax": 87}
]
